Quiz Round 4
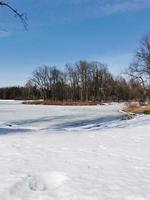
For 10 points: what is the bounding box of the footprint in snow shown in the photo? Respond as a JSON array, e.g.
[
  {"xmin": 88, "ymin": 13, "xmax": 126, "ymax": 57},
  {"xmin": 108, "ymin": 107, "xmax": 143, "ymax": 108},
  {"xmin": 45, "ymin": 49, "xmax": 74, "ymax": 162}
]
[{"xmin": 2, "ymin": 171, "xmax": 70, "ymax": 200}]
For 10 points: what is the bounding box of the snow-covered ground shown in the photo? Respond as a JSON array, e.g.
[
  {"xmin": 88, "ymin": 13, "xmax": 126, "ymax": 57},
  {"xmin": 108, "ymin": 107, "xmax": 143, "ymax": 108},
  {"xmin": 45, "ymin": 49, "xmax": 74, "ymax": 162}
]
[{"xmin": 0, "ymin": 100, "xmax": 150, "ymax": 200}]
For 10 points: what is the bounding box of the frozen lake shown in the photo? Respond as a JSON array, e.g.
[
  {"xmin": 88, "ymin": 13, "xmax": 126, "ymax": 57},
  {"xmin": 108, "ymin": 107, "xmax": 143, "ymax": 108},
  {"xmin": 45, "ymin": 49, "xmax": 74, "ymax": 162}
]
[{"xmin": 0, "ymin": 100, "xmax": 124, "ymax": 133}]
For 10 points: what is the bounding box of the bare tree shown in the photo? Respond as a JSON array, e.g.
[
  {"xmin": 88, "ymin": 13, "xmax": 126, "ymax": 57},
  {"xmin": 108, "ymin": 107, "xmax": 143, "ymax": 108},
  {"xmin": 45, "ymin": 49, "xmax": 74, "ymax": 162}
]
[
  {"xmin": 0, "ymin": 1, "xmax": 28, "ymax": 29},
  {"xmin": 25, "ymin": 60, "xmax": 148, "ymax": 103},
  {"xmin": 30, "ymin": 66, "xmax": 66, "ymax": 101},
  {"xmin": 136, "ymin": 34, "xmax": 150, "ymax": 75},
  {"xmin": 126, "ymin": 33, "xmax": 150, "ymax": 101}
]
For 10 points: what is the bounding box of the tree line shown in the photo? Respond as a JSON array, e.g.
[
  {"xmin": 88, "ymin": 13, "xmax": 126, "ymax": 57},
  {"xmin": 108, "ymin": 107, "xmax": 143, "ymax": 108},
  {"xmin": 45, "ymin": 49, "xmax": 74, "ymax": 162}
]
[
  {"xmin": 0, "ymin": 86, "xmax": 40, "ymax": 100},
  {"xmin": 0, "ymin": 61, "xmax": 146, "ymax": 102},
  {"xmin": 24, "ymin": 61, "xmax": 146, "ymax": 102},
  {"xmin": 0, "ymin": 33, "xmax": 150, "ymax": 103}
]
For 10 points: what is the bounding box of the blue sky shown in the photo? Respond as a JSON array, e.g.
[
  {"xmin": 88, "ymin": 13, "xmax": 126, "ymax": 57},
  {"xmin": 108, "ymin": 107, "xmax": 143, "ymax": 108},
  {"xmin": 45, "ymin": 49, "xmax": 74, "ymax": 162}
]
[{"xmin": 0, "ymin": 0, "xmax": 150, "ymax": 86}]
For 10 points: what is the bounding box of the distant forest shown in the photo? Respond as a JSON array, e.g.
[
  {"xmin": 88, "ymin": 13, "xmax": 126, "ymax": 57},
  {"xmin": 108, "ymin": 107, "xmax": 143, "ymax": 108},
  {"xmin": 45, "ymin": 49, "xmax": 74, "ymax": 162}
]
[
  {"xmin": 0, "ymin": 61, "xmax": 147, "ymax": 102},
  {"xmin": 1, "ymin": 33, "xmax": 150, "ymax": 103}
]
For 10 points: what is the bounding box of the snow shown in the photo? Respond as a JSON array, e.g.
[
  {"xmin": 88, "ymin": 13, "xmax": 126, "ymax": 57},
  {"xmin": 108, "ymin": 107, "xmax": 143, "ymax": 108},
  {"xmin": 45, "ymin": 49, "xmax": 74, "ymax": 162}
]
[{"xmin": 0, "ymin": 100, "xmax": 150, "ymax": 200}]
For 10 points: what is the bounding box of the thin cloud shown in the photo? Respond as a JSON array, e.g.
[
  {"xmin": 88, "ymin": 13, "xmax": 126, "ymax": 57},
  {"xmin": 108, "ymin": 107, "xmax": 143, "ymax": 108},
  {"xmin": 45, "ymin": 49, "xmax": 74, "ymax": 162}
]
[
  {"xmin": 39, "ymin": 0, "xmax": 150, "ymax": 12},
  {"xmin": 12, "ymin": 0, "xmax": 150, "ymax": 27},
  {"xmin": 101, "ymin": 0, "xmax": 150, "ymax": 15},
  {"xmin": 0, "ymin": 29, "xmax": 11, "ymax": 38},
  {"xmin": 34, "ymin": 0, "xmax": 150, "ymax": 24}
]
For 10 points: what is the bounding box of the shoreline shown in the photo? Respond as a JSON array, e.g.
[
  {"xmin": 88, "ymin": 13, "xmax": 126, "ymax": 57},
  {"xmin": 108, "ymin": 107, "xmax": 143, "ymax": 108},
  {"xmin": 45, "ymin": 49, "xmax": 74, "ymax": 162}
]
[
  {"xmin": 22, "ymin": 100, "xmax": 111, "ymax": 106},
  {"xmin": 122, "ymin": 105, "xmax": 150, "ymax": 115}
]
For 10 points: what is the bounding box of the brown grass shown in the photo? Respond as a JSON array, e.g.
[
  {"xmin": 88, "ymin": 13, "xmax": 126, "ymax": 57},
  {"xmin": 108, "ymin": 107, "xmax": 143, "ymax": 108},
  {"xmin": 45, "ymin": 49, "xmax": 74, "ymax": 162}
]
[
  {"xmin": 23, "ymin": 100, "xmax": 98, "ymax": 106},
  {"xmin": 123, "ymin": 105, "xmax": 150, "ymax": 114}
]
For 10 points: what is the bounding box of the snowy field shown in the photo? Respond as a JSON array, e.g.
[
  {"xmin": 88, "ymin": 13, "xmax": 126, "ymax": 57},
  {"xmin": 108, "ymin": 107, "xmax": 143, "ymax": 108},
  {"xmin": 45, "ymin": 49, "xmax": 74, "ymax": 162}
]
[{"xmin": 0, "ymin": 100, "xmax": 150, "ymax": 200}]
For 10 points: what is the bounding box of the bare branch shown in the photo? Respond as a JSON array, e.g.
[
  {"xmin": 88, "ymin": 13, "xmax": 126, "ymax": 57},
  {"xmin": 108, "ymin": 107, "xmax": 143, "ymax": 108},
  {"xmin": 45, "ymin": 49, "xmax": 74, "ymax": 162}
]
[{"xmin": 0, "ymin": 1, "xmax": 28, "ymax": 30}]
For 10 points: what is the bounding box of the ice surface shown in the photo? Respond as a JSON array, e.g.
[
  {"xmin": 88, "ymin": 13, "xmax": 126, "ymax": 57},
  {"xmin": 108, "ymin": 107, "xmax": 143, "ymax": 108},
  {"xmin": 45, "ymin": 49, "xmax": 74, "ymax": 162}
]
[
  {"xmin": 0, "ymin": 100, "xmax": 124, "ymax": 132},
  {"xmin": 0, "ymin": 100, "xmax": 150, "ymax": 200}
]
